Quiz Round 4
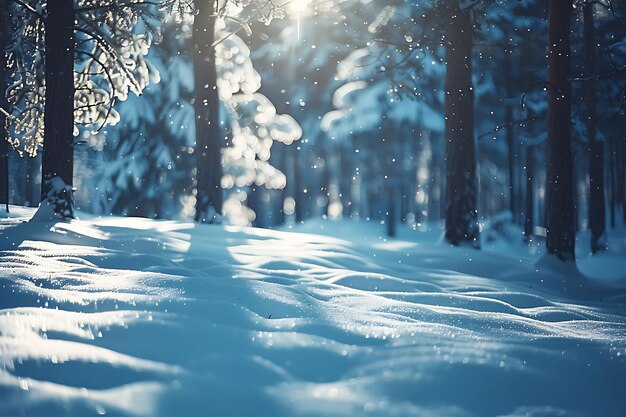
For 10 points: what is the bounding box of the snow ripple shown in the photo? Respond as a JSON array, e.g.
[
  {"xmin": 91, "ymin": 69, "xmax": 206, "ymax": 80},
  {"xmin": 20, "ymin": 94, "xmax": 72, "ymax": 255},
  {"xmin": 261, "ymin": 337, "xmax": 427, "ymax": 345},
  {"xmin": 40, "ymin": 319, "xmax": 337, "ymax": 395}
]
[{"xmin": 1, "ymin": 212, "xmax": 625, "ymax": 417}]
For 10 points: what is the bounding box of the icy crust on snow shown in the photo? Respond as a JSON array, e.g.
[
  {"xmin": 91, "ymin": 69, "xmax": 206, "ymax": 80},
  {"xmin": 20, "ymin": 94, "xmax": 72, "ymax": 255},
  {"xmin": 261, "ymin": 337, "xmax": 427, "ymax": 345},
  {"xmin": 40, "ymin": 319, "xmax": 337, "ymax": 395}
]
[{"xmin": 0, "ymin": 209, "xmax": 625, "ymax": 417}]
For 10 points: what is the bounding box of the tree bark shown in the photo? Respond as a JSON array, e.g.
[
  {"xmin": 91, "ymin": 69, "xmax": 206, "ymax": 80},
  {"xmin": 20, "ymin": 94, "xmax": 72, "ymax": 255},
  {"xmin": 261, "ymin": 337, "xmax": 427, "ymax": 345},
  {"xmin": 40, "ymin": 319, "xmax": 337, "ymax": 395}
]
[
  {"xmin": 608, "ymin": 134, "xmax": 616, "ymax": 228},
  {"xmin": 320, "ymin": 141, "xmax": 330, "ymax": 220},
  {"xmin": 506, "ymin": 103, "xmax": 516, "ymax": 223},
  {"xmin": 41, "ymin": 0, "xmax": 76, "ymax": 218},
  {"xmin": 618, "ymin": 115, "xmax": 625, "ymax": 223},
  {"xmin": 278, "ymin": 141, "xmax": 289, "ymax": 224},
  {"xmin": 583, "ymin": 2, "xmax": 606, "ymax": 253},
  {"xmin": 545, "ymin": 0, "xmax": 575, "ymax": 261},
  {"xmin": 294, "ymin": 144, "xmax": 305, "ymax": 223},
  {"xmin": 504, "ymin": 53, "xmax": 517, "ymax": 224},
  {"xmin": 524, "ymin": 145, "xmax": 534, "ymax": 242},
  {"xmin": 25, "ymin": 155, "xmax": 39, "ymax": 206},
  {"xmin": 193, "ymin": 0, "xmax": 223, "ymax": 223},
  {"xmin": 444, "ymin": 4, "xmax": 479, "ymax": 247}
]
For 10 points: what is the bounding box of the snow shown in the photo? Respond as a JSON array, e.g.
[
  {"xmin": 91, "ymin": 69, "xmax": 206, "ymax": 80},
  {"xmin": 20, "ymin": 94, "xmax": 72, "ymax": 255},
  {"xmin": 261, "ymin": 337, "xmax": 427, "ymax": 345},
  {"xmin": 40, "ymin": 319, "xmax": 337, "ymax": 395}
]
[{"xmin": 1, "ymin": 207, "xmax": 625, "ymax": 417}]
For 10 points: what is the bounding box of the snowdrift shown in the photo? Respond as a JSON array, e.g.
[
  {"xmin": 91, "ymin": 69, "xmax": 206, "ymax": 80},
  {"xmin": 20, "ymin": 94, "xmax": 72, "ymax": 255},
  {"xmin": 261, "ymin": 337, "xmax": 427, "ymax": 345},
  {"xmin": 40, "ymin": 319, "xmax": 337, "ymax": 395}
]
[{"xmin": 1, "ymin": 208, "xmax": 625, "ymax": 417}]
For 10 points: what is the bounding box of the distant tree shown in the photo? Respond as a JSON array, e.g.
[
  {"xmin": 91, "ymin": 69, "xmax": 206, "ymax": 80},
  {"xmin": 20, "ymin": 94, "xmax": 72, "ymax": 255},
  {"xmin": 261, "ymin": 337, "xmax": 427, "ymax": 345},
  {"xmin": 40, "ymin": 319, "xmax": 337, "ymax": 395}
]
[
  {"xmin": 583, "ymin": 1, "xmax": 606, "ymax": 254},
  {"xmin": 545, "ymin": 0, "xmax": 576, "ymax": 261},
  {"xmin": 524, "ymin": 145, "xmax": 535, "ymax": 241},
  {"xmin": 321, "ymin": 1, "xmax": 444, "ymax": 235},
  {"xmin": 588, "ymin": 1, "xmax": 626, "ymax": 229}
]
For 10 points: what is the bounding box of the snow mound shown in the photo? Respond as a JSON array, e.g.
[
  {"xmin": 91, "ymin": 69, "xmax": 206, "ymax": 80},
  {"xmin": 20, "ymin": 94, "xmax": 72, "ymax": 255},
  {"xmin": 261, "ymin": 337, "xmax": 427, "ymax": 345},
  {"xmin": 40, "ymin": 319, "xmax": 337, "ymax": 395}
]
[{"xmin": 1, "ymin": 210, "xmax": 625, "ymax": 417}]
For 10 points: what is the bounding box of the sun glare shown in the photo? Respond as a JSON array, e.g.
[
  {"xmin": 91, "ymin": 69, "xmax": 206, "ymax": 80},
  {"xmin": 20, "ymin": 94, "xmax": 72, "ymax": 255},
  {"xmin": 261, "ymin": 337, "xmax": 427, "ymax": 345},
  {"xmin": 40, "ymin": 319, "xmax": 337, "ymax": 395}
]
[
  {"xmin": 288, "ymin": 0, "xmax": 309, "ymax": 13},
  {"xmin": 288, "ymin": 0, "xmax": 310, "ymax": 40}
]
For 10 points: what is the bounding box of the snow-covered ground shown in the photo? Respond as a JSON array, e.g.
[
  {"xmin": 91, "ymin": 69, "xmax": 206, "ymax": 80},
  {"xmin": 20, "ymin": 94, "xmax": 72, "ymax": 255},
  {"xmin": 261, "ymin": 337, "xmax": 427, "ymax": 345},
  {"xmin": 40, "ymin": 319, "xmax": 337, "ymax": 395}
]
[{"xmin": 1, "ymin": 207, "xmax": 625, "ymax": 417}]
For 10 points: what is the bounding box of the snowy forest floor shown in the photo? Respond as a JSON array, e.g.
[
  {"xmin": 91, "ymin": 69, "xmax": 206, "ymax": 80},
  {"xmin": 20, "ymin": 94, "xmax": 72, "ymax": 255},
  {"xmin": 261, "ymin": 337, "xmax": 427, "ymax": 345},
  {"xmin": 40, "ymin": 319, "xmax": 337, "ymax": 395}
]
[{"xmin": 1, "ymin": 206, "xmax": 626, "ymax": 417}]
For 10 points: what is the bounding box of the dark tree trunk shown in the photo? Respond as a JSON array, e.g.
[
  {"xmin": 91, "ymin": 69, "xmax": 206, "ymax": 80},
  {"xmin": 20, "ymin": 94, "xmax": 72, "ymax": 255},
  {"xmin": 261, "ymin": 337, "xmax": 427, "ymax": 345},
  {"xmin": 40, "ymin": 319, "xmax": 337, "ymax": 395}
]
[
  {"xmin": 426, "ymin": 132, "xmax": 440, "ymax": 222},
  {"xmin": 280, "ymin": 142, "xmax": 289, "ymax": 224},
  {"xmin": 524, "ymin": 146, "xmax": 535, "ymax": 242},
  {"xmin": 444, "ymin": 5, "xmax": 479, "ymax": 247},
  {"xmin": 383, "ymin": 117, "xmax": 398, "ymax": 237},
  {"xmin": 618, "ymin": 118, "xmax": 625, "ymax": 223},
  {"xmin": 358, "ymin": 148, "xmax": 369, "ymax": 220},
  {"xmin": 622, "ymin": 117, "xmax": 626, "ymax": 223},
  {"xmin": 609, "ymin": 133, "xmax": 617, "ymax": 228},
  {"xmin": 41, "ymin": 0, "xmax": 75, "ymax": 218},
  {"xmin": 506, "ymin": 104, "xmax": 516, "ymax": 223},
  {"xmin": 25, "ymin": 155, "xmax": 40, "ymax": 206},
  {"xmin": 583, "ymin": 2, "xmax": 606, "ymax": 253},
  {"xmin": 294, "ymin": 144, "xmax": 305, "ymax": 223},
  {"xmin": 193, "ymin": 0, "xmax": 222, "ymax": 223},
  {"xmin": 0, "ymin": 8, "xmax": 10, "ymax": 212},
  {"xmin": 545, "ymin": 0, "xmax": 575, "ymax": 261},
  {"xmin": 339, "ymin": 145, "xmax": 352, "ymax": 219},
  {"xmin": 504, "ymin": 54, "xmax": 516, "ymax": 224},
  {"xmin": 320, "ymin": 142, "xmax": 331, "ymax": 219},
  {"xmin": 387, "ymin": 184, "xmax": 397, "ymax": 237}
]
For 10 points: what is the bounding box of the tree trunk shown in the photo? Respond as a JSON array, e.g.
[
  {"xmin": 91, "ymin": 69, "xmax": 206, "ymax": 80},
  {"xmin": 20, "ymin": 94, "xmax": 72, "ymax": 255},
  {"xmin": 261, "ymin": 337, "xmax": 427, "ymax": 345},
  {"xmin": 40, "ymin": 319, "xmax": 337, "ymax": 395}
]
[
  {"xmin": 280, "ymin": 142, "xmax": 290, "ymax": 224},
  {"xmin": 618, "ymin": 116, "xmax": 625, "ymax": 223},
  {"xmin": 583, "ymin": 2, "xmax": 606, "ymax": 253},
  {"xmin": 506, "ymin": 103, "xmax": 516, "ymax": 224},
  {"xmin": 294, "ymin": 144, "xmax": 305, "ymax": 223},
  {"xmin": 41, "ymin": 0, "xmax": 75, "ymax": 218},
  {"xmin": 609, "ymin": 133, "xmax": 617, "ymax": 228},
  {"xmin": 25, "ymin": 155, "xmax": 40, "ymax": 206},
  {"xmin": 524, "ymin": 145, "xmax": 535, "ymax": 242},
  {"xmin": 341, "ymin": 146, "xmax": 353, "ymax": 219},
  {"xmin": 504, "ymin": 54, "xmax": 517, "ymax": 224},
  {"xmin": 387, "ymin": 184, "xmax": 397, "ymax": 237},
  {"xmin": 444, "ymin": 5, "xmax": 479, "ymax": 247},
  {"xmin": 193, "ymin": 0, "xmax": 223, "ymax": 223},
  {"xmin": 0, "ymin": 8, "xmax": 10, "ymax": 212},
  {"xmin": 622, "ymin": 116, "xmax": 626, "ymax": 223},
  {"xmin": 320, "ymin": 141, "xmax": 331, "ymax": 219},
  {"xmin": 545, "ymin": 0, "xmax": 575, "ymax": 261}
]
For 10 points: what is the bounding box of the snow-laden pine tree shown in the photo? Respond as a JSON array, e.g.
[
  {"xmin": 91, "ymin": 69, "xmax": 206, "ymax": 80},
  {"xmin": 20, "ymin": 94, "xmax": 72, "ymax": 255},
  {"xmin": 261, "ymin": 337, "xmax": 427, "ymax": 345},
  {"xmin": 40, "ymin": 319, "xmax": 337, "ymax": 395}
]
[
  {"xmin": 79, "ymin": 18, "xmax": 195, "ymax": 218},
  {"xmin": 5, "ymin": 0, "xmax": 162, "ymax": 218},
  {"xmin": 325, "ymin": 0, "xmax": 485, "ymax": 241},
  {"xmin": 198, "ymin": 23, "xmax": 303, "ymax": 226},
  {"xmin": 80, "ymin": 13, "xmax": 301, "ymax": 225}
]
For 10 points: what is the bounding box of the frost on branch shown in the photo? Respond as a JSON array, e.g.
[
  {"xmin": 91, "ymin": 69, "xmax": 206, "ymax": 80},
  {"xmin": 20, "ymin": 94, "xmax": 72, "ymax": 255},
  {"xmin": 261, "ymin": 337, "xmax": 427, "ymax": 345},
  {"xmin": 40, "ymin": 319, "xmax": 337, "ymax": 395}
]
[
  {"xmin": 218, "ymin": 33, "xmax": 302, "ymax": 223},
  {"xmin": 5, "ymin": 0, "xmax": 161, "ymax": 156}
]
